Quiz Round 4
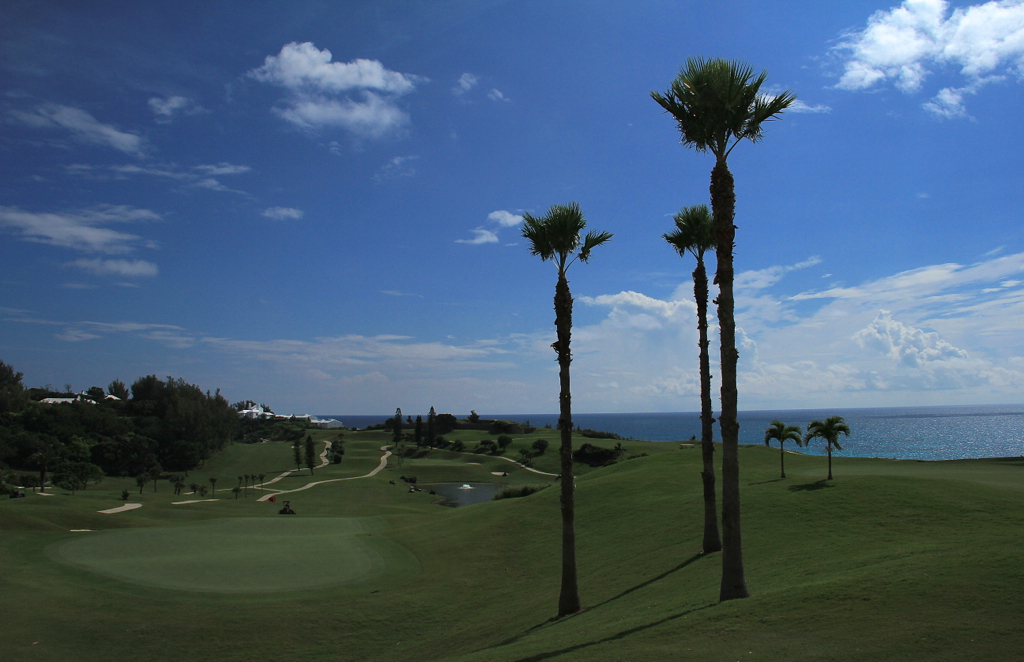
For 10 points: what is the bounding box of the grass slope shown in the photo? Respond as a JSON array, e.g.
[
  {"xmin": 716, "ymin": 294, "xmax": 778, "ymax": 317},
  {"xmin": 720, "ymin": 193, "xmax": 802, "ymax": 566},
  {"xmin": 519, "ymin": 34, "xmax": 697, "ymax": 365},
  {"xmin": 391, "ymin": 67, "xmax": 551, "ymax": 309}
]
[{"xmin": 1, "ymin": 433, "xmax": 1021, "ymax": 661}]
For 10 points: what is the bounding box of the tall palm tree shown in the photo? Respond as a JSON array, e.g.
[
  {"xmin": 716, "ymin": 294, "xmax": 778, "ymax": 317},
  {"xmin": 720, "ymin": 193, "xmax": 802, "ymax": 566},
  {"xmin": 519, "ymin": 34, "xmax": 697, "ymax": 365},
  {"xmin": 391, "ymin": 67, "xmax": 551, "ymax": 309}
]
[
  {"xmin": 764, "ymin": 420, "xmax": 802, "ymax": 479},
  {"xmin": 664, "ymin": 203, "xmax": 721, "ymax": 554},
  {"xmin": 802, "ymin": 416, "xmax": 851, "ymax": 480},
  {"xmin": 522, "ymin": 201, "xmax": 612, "ymax": 618},
  {"xmin": 653, "ymin": 57, "xmax": 794, "ymax": 602}
]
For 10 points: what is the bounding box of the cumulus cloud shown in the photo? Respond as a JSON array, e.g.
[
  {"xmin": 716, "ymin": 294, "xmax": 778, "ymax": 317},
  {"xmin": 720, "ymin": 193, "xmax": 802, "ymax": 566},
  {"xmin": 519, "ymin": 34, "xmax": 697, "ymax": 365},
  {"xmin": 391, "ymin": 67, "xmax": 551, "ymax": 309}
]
[
  {"xmin": 247, "ymin": 42, "xmax": 424, "ymax": 138},
  {"xmin": 9, "ymin": 103, "xmax": 145, "ymax": 154},
  {"xmin": 834, "ymin": 0, "xmax": 1024, "ymax": 117},
  {"xmin": 262, "ymin": 207, "xmax": 304, "ymax": 221},
  {"xmin": 854, "ymin": 310, "xmax": 969, "ymax": 366},
  {"xmin": 488, "ymin": 88, "xmax": 509, "ymax": 102},
  {"xmin": 455, "ymin": 228, "xmax": 499, "ymax": 244},
  {"xmin": 0, "ymin": 204, "xmax": 159, "ymax": 254},
  {"xmin": 487, "ymin": 210, "xmax": 523, "ymax": 227},
  {"xmin": 68, "ymin": 258, "xmax": 159, "ymax": 277}
]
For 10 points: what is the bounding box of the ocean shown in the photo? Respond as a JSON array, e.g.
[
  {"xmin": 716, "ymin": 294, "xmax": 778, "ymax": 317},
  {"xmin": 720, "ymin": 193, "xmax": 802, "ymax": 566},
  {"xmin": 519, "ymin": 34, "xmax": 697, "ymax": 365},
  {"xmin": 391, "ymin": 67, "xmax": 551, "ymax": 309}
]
[{"xmin": 324, "ymin": 404, "xmax": 1024, "ymax": 462}]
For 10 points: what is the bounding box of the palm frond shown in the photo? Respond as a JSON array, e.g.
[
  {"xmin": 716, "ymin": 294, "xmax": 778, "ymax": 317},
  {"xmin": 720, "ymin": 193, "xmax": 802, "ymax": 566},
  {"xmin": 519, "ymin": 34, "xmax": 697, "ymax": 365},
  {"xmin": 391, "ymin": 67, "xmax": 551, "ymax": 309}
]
[{"xmin": 664, "ymin": 204, "xmax": 713, "ymax": 260}]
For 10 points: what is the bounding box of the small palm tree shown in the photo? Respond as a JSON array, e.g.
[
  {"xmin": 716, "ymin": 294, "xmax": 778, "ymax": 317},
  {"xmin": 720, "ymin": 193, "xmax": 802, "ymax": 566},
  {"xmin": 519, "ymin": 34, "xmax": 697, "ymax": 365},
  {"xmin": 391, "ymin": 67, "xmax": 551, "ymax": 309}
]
[
  {"xmin": 664, "ymin": 203, "xmax": 721, "ymax": 554},
  {"xmin": 522, "ymin": 201, "xmax": 612, "ymax": 618},
  {"xmin": 653, "ymin": 57, "xmax": 794, "ymax": 602},
  {"xmin": 258, "ymin": 473, "xmax": 266, "ymax": 491},
  {"xmin": 802, "ymin": 416, "xmax": 851, "ymax": 480},
  {"xmin": 209, "ymin": 477, "xmax": 217, "ymax": 495},
  {"xmin": 763, "ymin": 420, "xmax": 802, "ymax": 479}
]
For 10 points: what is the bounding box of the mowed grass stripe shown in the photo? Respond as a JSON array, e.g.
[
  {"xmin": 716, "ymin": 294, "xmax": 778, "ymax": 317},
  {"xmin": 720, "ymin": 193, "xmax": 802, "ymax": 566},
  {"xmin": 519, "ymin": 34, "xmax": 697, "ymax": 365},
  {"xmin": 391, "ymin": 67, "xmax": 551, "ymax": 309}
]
[{"xmin": 47, "ymin": 517, "xmax": 418, "ymax": 593}]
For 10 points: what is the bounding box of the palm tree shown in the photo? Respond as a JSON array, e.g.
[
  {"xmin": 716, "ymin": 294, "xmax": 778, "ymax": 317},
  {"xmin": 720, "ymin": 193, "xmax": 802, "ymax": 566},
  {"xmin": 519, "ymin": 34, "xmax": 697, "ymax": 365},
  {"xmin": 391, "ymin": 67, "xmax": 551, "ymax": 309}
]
[
  {"xmin": 522, "ymin": 201, "xmax": 612, "ymax": 618},
  {"xmin": 28, "ymin": 441, "xmax": 61, "ymax": 494},
  {"xmin": 764, "ymin": 420, "xmax": 802, "ymax": 479},
  {"xmin": 209, "ymin": 476, "xmax": 217, "ymax": 495},
  {"xmin": 664, "ymin": 203, "xmax": 721, "ymax": 554},
  {"xmin": 653, "ymin": 58, "xmax": 794, "ymax": 602},
  {"xmin": 802, "ymin": 416, "xmax": 851, "ymax": 480}
]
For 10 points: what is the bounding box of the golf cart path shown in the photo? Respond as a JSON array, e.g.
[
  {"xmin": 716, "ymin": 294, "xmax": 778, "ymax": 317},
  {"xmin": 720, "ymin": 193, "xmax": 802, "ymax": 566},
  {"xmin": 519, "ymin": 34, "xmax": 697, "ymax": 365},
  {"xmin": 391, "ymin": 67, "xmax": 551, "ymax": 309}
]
[{"xmin": 256, "ymin": 444, "xmax": 392, "ymax": 502}]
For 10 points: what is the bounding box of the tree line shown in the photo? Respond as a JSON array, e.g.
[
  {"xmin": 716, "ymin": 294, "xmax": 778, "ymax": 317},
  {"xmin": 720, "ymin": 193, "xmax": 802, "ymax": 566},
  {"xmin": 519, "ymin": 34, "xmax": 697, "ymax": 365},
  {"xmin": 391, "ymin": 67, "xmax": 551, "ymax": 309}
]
[{"xmin": 0, "ymin": 361, "xmax": 238, "ymax": 493}]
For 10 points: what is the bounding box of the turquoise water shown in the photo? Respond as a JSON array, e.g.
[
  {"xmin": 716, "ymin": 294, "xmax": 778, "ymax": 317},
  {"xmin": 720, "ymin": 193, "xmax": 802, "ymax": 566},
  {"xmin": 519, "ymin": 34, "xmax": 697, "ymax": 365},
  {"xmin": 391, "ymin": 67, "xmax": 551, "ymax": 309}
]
[{"xmin": 328, "ymin": 404, "xmax": 1024, "ymax": 461}]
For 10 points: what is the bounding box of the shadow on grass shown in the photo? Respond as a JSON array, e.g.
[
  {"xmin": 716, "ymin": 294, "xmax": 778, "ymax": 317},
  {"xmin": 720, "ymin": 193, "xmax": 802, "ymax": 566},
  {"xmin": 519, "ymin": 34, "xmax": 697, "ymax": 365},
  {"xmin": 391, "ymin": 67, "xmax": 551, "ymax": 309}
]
[
  {"xmin": 788, "ymin": 480, "xmax": 833, "ymax": 492},
  {"xmin": 482, "ymin": 553, "xmax": 707, "ymax": 653},
  {"xmin": 509, "ymin": 601, "xmax": 717, "ymax": 662},
  {"xmin": 748, "ymin": 478, "xmax": 784, "ymax": 486}
]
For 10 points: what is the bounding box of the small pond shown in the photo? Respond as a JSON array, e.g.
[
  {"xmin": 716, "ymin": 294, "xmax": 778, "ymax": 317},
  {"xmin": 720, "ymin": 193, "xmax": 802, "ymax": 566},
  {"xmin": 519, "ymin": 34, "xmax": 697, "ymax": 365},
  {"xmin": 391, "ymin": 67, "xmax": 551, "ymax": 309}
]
[{"xmin": 428, "ymin": 483, "xmax": 501, "ymax": 507}]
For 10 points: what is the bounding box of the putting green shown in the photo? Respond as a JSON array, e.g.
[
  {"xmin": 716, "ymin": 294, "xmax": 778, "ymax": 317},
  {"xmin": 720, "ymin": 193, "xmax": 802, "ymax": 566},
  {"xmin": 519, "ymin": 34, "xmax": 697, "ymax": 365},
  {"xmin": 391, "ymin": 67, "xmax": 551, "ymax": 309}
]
[{"xmin": 48, "ymin": 517, "xmax": 415, "ymax": 593}]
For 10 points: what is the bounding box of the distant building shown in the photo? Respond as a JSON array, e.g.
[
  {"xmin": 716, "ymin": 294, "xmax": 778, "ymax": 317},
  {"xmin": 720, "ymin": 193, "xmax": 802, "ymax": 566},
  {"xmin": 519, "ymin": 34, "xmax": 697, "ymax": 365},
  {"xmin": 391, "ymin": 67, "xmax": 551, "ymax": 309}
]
[{"xmin": 40, "ymin": 394, "xmax": 95, "ymax": 405}]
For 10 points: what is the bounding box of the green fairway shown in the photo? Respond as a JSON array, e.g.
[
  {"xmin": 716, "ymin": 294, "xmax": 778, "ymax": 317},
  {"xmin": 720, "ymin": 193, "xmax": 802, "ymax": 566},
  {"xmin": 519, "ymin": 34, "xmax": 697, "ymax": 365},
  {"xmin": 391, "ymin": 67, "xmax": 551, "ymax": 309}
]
[
  {"xmin": 47, "ymin": 517, "xmax": 416, "ymax": 592},
  {"xmin": 2, "ymin": 432, "xmax": 1023, "ymax": 661}
]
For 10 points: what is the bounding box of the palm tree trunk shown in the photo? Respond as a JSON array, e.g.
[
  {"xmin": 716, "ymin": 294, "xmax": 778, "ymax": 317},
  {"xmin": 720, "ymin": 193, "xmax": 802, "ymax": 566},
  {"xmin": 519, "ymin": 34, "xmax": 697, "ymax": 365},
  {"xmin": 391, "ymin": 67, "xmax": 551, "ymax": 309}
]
[
  {"xmin": 780, "ymin": 443, "xmax": 786, "ymax": 479},
  {"xmin": 693, "ymin": 260, "xmax": 721, "ymax": 554},
  {"xmin": 711, "ymin": 158, "xmax": 749, "ymax": 601},
  {"xmin": 827, "ymin": 446, "xmax": 833, "ymax": 480},
  {"xmin": 554, "ymin": 270, "xmax": 581, "ymax": 617}
]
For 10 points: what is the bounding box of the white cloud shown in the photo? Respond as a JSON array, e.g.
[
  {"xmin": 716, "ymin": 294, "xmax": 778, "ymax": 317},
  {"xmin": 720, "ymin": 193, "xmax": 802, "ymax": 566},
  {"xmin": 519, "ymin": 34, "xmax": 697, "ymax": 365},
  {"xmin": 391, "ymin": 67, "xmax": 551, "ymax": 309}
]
[
  {"xmin": 487, "ymin": 210, "xmax": 523, "ymax": 227},
  {"xmin": 922, "ymin": 85, "xmax": 974, "ymax": 118},
  {"xmin": 455, "ymin": 228, "xmax": 499, "ymax": 244},
  {"xmin": 488, "ymin": 88, "xmax": 509, "ymax": 102},
  {"xmin": 247, "ymin": 42, "xmax": 423, "ymax": 138},
  {"xmin": 0, "ymin": 204, "xmax": 159, "ymax": 254},
  {"xmin": 9, "ymin": 103, "xmax": 145, "ymax": 154},
  {"xmin": 835, "ymin": 0, "xmax": 1024, "ymax": 117},
  {"xmin": 68, "ymin": 162, "xmax": 250, "ymax": 193},
  {"xmin": 734, "ymin": 256, "xmax": 822, "ymax": 290},
  {"xmin": 788, "ymin": 99, "xmax": 832, "ymax": 113},
  {"xmin": 375, "ymin": 155, "xmax": 419, "ymax": 181},
  {"xmin": 452, "ymin": 73, "xmax": 478, "ymax": 95},
  {"xmin": 854, "ymin": 310, "xmax": 968, "ymax": 366},
  {"xmin": 69, "ymin": 258, "xmax": 159, "ymax": 278},
  {"xmin": 381, "ymin": 290, "xmax": 423, "ymax": 297},
  {"xmin": 262, "ymin": 207, "xmax": 304, "ymax": 221},
  {"xmin": 148, "ymin": 96, "xmax": 206, "ymax": 122}
]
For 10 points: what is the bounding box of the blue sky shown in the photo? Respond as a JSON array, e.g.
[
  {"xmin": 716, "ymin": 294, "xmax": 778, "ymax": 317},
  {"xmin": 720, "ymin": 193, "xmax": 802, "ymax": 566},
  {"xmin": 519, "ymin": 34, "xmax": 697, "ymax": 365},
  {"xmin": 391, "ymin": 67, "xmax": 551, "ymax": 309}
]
[{"xmin": 2, "ymin": 0, "xmax": 1024, "ymax": 415}]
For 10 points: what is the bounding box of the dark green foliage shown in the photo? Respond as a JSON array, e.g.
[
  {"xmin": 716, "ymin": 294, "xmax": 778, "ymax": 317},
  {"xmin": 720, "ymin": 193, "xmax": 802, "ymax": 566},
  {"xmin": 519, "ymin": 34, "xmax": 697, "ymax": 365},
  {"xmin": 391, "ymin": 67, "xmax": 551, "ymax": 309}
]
[
  {"xmin": 0, "ymin": 360, "xmax": 26, "ymax": 414},
  {"xmin": 496, "ymin": 435, "xmax": 513, "ymax": 451},
  {"xmin": 531, "ymin": 439, "xmax": 549, "ymax": 454},
  {"xmin": 106, "ymin": 379, "xmax": 129, "ymax": 401},
  {"xmin": 492, "ymin": 484, "xmax": 549, "ymax": 501},
  {"xmin": 293, "ymin": 436, "xmax": 302, "ymax": 470},
  {"xmin": 426, "ymin": 407, "xmax": 437, "ymax": 446},
  {"xmin": 435, "ymin": 413, "xmax": 457, "ymax": 435},
  {"xmin": 392, "ymin": 408, "xmax": 403, "ymax": 446},
  {"xmin": 467, "ymin": 410, "xmax": 480, "ymax": 424},
  {"xmin": 572, "ymin": 443, "xmax": 619, "ymax": 467},
  {"xmin": 414, "ymin": 415, "xmax": 424, "ymax": 447},
  {"xmin": 449, "ymin": 440, "xmax": 464, "ymax": 452},
  {"xmin": 579, "ymin": 428, "xmax": 622, "ymax": 440},
  {"xmin": 304, "ymin": 435, "xmax": 316, "ymax": 474}
]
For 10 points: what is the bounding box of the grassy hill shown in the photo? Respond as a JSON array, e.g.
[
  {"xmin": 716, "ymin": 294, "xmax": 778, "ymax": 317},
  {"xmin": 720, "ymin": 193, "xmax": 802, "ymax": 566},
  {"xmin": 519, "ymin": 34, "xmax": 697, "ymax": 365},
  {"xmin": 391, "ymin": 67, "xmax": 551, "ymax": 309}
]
[{"xmin": 1, "ymin": 429, "xmax": 1021, "ymax": 661}]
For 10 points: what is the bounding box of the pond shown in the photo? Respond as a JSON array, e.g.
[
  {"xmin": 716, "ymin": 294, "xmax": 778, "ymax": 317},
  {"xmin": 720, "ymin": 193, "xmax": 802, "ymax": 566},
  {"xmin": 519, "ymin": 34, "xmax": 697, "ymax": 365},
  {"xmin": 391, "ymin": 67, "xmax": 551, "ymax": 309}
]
[{"xmin": 428, "ymin": 483, "xmax": 501, "ymax": 507}]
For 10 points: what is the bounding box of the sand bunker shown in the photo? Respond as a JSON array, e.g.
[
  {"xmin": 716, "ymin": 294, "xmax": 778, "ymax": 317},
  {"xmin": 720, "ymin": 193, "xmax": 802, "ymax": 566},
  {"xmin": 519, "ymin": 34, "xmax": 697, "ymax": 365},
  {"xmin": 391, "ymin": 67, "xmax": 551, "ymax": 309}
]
[{"xmin": 98, "ymin": 503, "xmax": 142, "ymax": 514}]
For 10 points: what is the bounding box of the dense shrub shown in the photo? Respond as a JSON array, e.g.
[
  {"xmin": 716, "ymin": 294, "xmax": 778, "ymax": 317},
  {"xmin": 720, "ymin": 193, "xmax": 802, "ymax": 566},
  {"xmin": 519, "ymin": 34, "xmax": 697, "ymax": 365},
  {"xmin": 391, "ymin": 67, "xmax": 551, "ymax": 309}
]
[
  {"xmin": 493, "ymin": 484, "xmax": 549, "ymax": 501},
  {"xmin": 531, "ymin": 439, "xmax": 549, "ymax": 454},
  {"xmin": 579, "ymin": 428, "xmax": 622, "ymax": 440},
  {"xmin": 572, "ymin": 443, "xmax": 619, "ymax": 467}
]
